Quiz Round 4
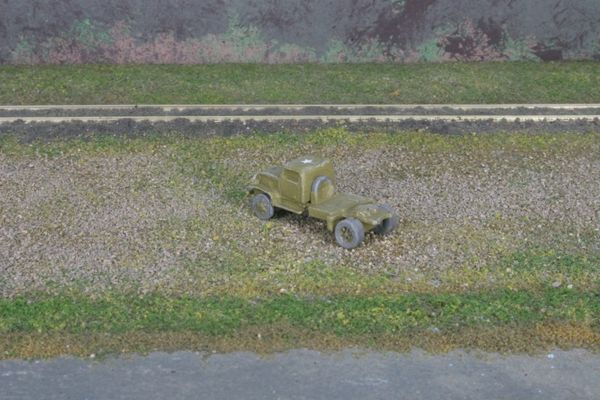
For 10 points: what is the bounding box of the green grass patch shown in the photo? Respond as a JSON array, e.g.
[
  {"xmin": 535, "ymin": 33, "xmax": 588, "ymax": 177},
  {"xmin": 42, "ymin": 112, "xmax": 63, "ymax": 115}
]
[
  {"xmin": 1, "ymin": 62, "xmax": 600, "ymax": 105},
  {"xmin": 1, "ymin": 289, "xmax": 598, "ymax": 338},
  {"xmin": 2, "ymin": 290, "xmax": 599, "ymax": 357},
  {"xmin": 4, "ymin": 129, "xmax": 599, "ymax": 160}
]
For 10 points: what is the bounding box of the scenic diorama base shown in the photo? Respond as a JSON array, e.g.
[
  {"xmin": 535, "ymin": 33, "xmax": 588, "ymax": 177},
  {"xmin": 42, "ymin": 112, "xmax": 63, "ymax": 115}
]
[{"xmin": 1, "ymin": 127, "xmax": 598, "ymax": 359}]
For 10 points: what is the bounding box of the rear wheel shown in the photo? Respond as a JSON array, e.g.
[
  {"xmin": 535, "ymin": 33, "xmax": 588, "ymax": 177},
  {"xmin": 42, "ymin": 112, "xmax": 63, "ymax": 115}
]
[
  {"xmin": 251, "ymin": 193, "xmax": 274, "ymax": 221},
  {"xmin": 373, "ymin": 204, "xmax": 399, "ymax": 235},
  {"xmin": 334, "ymin": 218, "xmax": 365, "ymax": 249}
]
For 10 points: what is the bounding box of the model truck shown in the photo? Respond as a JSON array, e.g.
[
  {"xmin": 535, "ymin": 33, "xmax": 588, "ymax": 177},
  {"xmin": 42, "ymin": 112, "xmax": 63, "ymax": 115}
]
[{"xmin": 248, "ymin": 156, "xmax": 398, "ymax": 249}]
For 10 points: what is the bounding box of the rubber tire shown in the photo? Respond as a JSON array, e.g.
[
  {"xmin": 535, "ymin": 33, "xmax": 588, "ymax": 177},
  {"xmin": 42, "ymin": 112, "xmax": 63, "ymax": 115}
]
[
  {"xmin": 373, "ymin": 204, "xmax": 399, "ymax": 235},
  {"xmin": 251, "ymin": 193, "xmax": 274, "ymax": 221},
  {"xmin": 334, "ymin": 218, "xmax": 365, "ymax": 249}
]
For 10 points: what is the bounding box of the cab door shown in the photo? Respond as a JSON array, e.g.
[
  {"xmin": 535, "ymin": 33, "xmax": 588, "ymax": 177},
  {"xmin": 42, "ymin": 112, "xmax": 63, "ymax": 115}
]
[{"xmin": 279, "ymin": 169, "xmax": 302, "ymax": 204}]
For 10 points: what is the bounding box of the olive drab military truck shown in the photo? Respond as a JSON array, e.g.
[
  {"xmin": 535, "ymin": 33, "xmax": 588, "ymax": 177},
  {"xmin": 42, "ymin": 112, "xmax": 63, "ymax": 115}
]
[{"xmin": 248, "ymin": 156, "xmax": 399, "ymax": 249}]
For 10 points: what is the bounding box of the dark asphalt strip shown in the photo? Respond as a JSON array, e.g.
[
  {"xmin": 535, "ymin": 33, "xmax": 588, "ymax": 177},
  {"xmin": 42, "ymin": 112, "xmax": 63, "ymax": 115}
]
[
  {"xmin": 1, "ymin": 350, "xmax": 599, "ymax": 400},
  {"xmin": 1, "ymin": 117, "xmax": 600, "ymax": 142},
  {"xmin": 2, "ymin": 105, "xmax": 600, "ymax": 117}
]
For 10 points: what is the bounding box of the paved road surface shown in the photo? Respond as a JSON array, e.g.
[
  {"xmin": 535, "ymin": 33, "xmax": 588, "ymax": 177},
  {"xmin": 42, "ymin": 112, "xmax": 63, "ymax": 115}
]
[{"xmin": 1, "ymin": 349, "xmax": 599, "ymax": 399}]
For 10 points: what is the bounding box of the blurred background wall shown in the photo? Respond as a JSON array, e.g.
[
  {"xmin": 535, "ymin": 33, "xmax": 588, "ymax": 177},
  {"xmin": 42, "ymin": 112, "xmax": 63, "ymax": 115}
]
[{"xmin": 2, "ymin": 0, "xmax": 599, "ymax": 64}]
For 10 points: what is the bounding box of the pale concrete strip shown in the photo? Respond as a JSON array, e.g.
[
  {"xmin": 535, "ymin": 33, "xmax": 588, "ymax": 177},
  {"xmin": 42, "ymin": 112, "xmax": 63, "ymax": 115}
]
[{"xmin": 1, "ymin": 114, "xmax": 599, "ymax": 124}]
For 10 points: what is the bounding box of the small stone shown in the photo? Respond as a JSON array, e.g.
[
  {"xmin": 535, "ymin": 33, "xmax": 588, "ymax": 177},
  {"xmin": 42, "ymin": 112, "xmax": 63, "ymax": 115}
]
[
  {"xmin": 552, "ymin": 281, "xmax": 562, "ymax": 288},
  {"xmin": 547, "ymin": 354, "xmax": 555, "ymax": 359},
  {"xmin": 429, "ymin": 279, "xmax": 441, "ymax": 288},
  {"xmin": 567, "ymin": 284, "xmax": 573, "ymax": 289}
]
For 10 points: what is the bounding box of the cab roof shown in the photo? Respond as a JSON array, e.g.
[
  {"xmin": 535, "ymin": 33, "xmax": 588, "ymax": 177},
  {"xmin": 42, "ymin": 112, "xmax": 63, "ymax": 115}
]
[{"xmin": 284, "ymin": 156, "xmax": 330, "ymax": 173}]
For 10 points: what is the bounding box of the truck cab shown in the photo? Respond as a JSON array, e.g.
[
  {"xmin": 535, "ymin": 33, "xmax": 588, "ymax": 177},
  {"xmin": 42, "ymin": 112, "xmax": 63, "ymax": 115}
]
[{"xmin": 250, "ymin": 156, "xmax": 336, "ymax": 214}]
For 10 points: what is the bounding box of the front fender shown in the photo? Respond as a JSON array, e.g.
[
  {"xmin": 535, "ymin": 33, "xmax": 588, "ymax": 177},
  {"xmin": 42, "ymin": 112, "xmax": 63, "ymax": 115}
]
[
  {"xmin": 248, "ymin": 172, "xmax": 277, "ymax": 196},
  {"xmin": 349, "ymin": 204, "xmax": 392, "ymax": 230}
]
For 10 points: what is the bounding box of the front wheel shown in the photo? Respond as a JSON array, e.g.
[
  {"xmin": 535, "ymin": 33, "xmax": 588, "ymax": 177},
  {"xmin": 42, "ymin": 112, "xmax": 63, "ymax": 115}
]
[
  {"xmin": 251, "ymin": 193, "xmax": 274, "ymax": 221},
  {"xmin": 334, "ymin": 218, "xmax": 365, "ymax": 249}
]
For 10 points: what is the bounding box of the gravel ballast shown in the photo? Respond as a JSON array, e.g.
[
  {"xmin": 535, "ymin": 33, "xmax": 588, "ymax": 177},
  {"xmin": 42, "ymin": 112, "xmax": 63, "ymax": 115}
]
[
  {"xmin": 1, "ymin": 129, "xmax": 599, "ymax": 298},
  {"xmin": 2, "ymin": 118, "xmax": 600, "ymax": 142}
]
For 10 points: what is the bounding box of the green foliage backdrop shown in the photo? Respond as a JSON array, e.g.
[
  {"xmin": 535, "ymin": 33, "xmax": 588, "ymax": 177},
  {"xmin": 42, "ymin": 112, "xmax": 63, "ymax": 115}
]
[{"xmin": 2, "ymin": 1, "xmax": 600, "ymax": 63}]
